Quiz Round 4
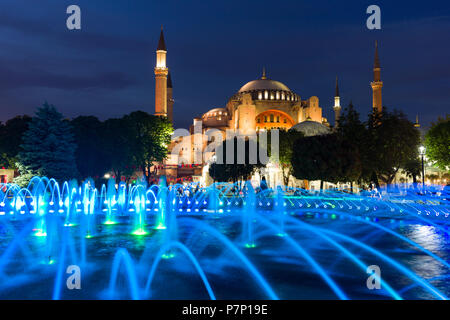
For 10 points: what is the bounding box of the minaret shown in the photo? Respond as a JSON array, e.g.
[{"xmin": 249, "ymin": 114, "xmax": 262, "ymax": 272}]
[
  {"xmin": 414, "ymin": 114, "xmax": 421, "ymax": 128},
  {"xmin": 371, "ymin": 40, "xmax": 383, "ymax": 114},
  {"xmin": 167, "ymin": 72, "xmax": 174, "ymax": 123},
  {"xmin": 154, "ymin": 26, "xmax": 168, "ymax": 118},
  {"xmin": 333, "ymin": 76, "xmax": 341, "ymax": 127}
]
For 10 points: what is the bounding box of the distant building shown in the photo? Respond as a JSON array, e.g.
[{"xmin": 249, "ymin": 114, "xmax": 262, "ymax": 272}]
[
  {"xmin": 151, "ymin": 29, "xmax": 392, "ymax": 188},
  {"xmin": 0, "ymin": 168, "xmax": 15, "ymax": 184}
]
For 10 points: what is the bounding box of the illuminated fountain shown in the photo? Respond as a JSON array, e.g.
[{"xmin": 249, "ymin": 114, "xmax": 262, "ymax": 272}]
[{"xmin": 0, "ymin": 176, "xmax": 449, "ymax": 300}]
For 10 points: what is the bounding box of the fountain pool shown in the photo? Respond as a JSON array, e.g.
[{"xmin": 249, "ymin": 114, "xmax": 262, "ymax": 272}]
[{"xmin": 0, "ymin": 177, "xmax": 448, "ymax": 300}]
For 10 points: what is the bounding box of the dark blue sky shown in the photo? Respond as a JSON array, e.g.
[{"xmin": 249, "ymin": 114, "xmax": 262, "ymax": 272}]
[{"xmin": 0, "ymin": 0, "xmax": 449, "ymax": 130}]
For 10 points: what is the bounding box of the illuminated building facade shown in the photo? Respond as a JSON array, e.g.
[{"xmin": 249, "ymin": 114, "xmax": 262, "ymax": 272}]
[{"xmin": 153, "ymin": 30, "xmax": 390, "ymax": 188}]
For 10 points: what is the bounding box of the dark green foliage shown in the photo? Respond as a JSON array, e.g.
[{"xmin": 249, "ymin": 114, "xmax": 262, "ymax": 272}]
[
  {"xmin": 101, "ymin": 112, "xmax": 173, "ymax": 184},
  {"xmin": 266, "ymin": 129, "xmax": 304, "ymax": 186},
  {"xmin": 102, "ymin": 117, "xmax": 135, "ymax": 183},
  {"xmin": 368, "ymin": 108, "xmax": 421, "ymax": 185},
  {"xmin": 15, "ymin": 103, "xmax": 78, "ymax": 185},
  {"xmin": 402, "ymin": 158, "xmax": 422, "ymax": 184},
  {"xmin": 291, "ymin": 133, "xmax": 361, "ymax": 186},
  {"xmin": 0, "ymin": 115, "xmax": 32, "ymax": 169},
  {"xmin": 122, "ymin": 112, "xmax": 173, "ymax": 184},
  {"xmin": 425, "ymin": 115, "xmax": 450, "ymax": 171},
  {"xmin": 209, "ymin": 137, "xmax": 265, "ymax": 183},
  {"xmin": 71, "ymin": 116, "xmax": 110, "ymax": 182},
  {"xmin": 337, "ymin": 102, "xmax": 372, "ymax": 182}
]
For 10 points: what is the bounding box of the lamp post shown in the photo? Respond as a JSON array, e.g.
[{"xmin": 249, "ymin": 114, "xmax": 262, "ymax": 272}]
[
  {"xmin": 419, "ymin": 146, "xmax": 426, "ymax": 192},
  {"xmin": 212, "ymin": 155, "xmax": 216, "ymax": 185},
  {"xmin": 211, "ymin": 155, "xmax": 217, "ymax": 214}
]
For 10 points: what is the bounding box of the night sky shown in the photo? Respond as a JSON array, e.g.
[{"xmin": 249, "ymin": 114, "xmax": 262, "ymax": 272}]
[{"xmin": 0, "ymin": 0, "xmax": 449, "ymax": 130}]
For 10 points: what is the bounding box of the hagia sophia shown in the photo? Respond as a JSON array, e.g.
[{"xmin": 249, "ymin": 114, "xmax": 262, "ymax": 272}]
[{"xmin": 150, "ymin": 28, "xmax": 392, "ymax": 189}]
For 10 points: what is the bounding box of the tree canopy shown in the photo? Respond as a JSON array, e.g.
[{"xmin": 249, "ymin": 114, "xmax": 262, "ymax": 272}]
[
  {"xmin": 368, "ymin": 108, "xmax": 421, "ymax": 185},
  {"xmin": 266, "ymin": 129, "xmax": 304, "ymax": 186},
  {"xmin": 425, "ymin": 115, "xmax": 450, "ymax": 171},
  {"xmin": 291, "ymin": 133, "xmax": 361, "ymax": 189},
  {"xmin": 0, "ymin": 115, "xmax": 31, "ymax": 169},
  {"xmin": 209, "ymin": 137, "xmax": 265, "ymax": 183},
  {"xmin": 15, "ymin": 103, "xmax": 78, "ymax": 185},
  {"xmin": 71, "ymin": 116, "xmax": 110, "ymax": 182},
  {"xmin": 122, "ymin": 112, "xmax": 173, "ymax": 184}
]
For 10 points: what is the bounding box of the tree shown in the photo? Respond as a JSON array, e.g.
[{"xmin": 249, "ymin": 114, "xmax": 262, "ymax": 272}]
[
  {"xmin": 368, "ymin": 108, "xmax": 421, "ymax": 185},
  {"xmin": 425, "ymin": 115, "xmax": 450, "ymax": 171},
  {"xmin": 123, "ymin": 112, "xmax": 173, "ymax": 185},
  {"xmin": 100, "ymin": 112, "xmax": 173, "ymax": 184},
  {"xmin": 402, "ymin": 158, "xmax": 421, "ymax": 186},
  {"xmin": 15, "ymin": 103, "xmax": 78, "ymax": 185},
  {"xmin": 71, "ymin": 116, "xmax": 110, "ymax": 182},
  {"xmin": 102, "ymin": 117, "xmax": 135, "ymax": 184},
  {"xmin": 266, "ymin": 129, "xmax": 304, "ymax": 186},
  {"xmin": 291, "ymin": 133, "xmax": 361, "ymax": 190},
  {"xmin": 0, "ymin": 115, "xmax": 32, "ymax": 169},
  {"xmin": 336, "ymin": 102, "xmax": 373, "ymax": 184},
  {"xmin": 209, "ymin": 137, "xmax": 265, "ymax": 184}
]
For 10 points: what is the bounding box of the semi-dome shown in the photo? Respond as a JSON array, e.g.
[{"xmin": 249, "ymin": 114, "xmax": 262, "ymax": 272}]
[
  {"xmin": 291, "ymin": 120, "xmax": 330, "ymax": 137},
  {"xmin": 202, "ymin": 108, "xmax": 228, "ymax": 118},
  {"xmin": 201, "ymin": 107, "xmax": 230, "ymax": 127},
  {"xmin": 238, "ymin": 79, "xmax": 291, "ymax": 93}
]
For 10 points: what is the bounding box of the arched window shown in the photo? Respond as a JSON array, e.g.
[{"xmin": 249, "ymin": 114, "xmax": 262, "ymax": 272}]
[{"xmin": 270, "ymin": 114, "xmax": 274, "ymax": 122}]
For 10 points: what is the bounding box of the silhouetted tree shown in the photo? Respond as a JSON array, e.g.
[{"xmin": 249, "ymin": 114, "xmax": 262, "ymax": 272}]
[
  {"xmin": 337, "ymin": 102, "xmax": 373, "ymax": 184},
  {"xmin": 0, "ymin": 115, "xmax": 32, "ymax": 169},
  {"xmin": 71, "ymin": 116, "xmax": 110, "ymax": 182},
  {"xmin": 402, "ymin": 158, "xmax": 421, "ymax": 187},
  {"xmin": 291, "ymin": 133, "xmax": 361, "ymax": 190},
  {"xmin": 368, "ymin": 108, "xmax": 421, "ymax": 185},
  {"xmin": 209, "ymin": 137, "xmax": 265, "ymax": 184},
  {"xmin": 102, "ymin": 117, "xmax": 135, "ymax": 184}
]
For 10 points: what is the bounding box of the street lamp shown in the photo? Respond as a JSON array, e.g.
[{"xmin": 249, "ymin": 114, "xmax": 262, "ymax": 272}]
[
  {"xmin": 211, "ymin": 155, "xmax": 217, "ymax": 214},
  {"xmin": 419, "ymin": 146, "xmax": 426, "ymax": 192},
  {"xmin": 211, "ymin": 155, "xmax": 217, "ymax": 185}
]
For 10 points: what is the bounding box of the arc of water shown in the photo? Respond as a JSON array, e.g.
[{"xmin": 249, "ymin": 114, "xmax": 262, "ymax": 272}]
[
  {"xmin": 107, "ymin": 248, "xmax": 140, "ymax": 300},
  {"xmin": 52, "ymin": 229, "xmax": 68, "ymax": 300},
  {"xmin": 399, "ymin": 274, "xmax": 450, "ymax": 295},
  {"xmin": 307, "ymin": 208, "xmax": 450, "ymax": 270},
  {"xmin": 0, "ymin": 221, "xmax": 36, "ymax": 277},
  {"xmin": 254, "ymin": 216, "xmax": 349, "ymax": 300},
  {"xmin": 290, "ymin": 221, "xmax": 448, "ymax": 300},
  {"xmin": 144, "ymin": 241, "xmax": 215, "ymax": 300},
  {"xmin": 178, "ymin": 218, "xmax": 279, "ymax": 300},
  {"xmin": 400, "ymin": 207, "xmax": 450, "ymax": 236},
  {"xmin": 265, "ymin": 217, "xmax": 402, "ymax": 300}
]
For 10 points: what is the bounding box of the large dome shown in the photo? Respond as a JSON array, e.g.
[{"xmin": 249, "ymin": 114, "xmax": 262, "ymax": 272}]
[
  {"xmin": 291, "ymin": 120, "xmax": 330, "ymax": 137},
  {"xmin": 238, "ymin": 79, "xmax": 291, "ymax": 93},
  {"xmin": 229, "ymin": 72, "xmax": 299, "ymax": 102}
]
